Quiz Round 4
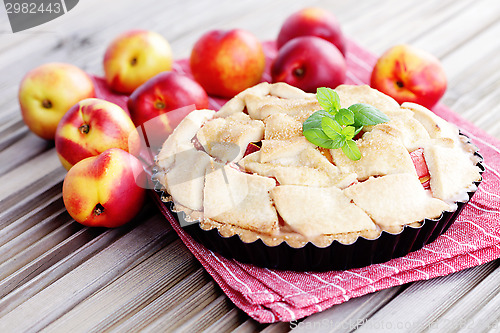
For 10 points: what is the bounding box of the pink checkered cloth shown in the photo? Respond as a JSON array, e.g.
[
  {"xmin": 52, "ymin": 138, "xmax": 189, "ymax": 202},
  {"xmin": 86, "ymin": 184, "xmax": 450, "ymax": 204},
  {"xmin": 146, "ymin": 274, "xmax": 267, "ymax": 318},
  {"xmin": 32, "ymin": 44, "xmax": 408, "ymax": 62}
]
[{"xmin": 98, "ymin": 39, "xmax": 500, "ymax": 323}]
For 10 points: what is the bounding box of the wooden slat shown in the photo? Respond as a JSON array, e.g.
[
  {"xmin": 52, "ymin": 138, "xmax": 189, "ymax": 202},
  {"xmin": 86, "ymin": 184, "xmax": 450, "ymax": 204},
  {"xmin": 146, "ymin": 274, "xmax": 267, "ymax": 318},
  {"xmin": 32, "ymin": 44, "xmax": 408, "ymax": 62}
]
[
  {"xmin": 0, "ymin": 224, "xmax": 93, "ymax": 298},
  {"xmin": 345, "ymin": 0, "xmax": 471, "ymax": 54},
  {"xmin": 0, "ymin": 120, "xmax": 28, "ymax": 153},
  {"xmin": 0, "ymin": 196, "xmax": 156, "ymax": 303},
  {"xmin": 130, "ymin": 280, "xmax": 221, "ymax": 332},
  {"xmin": 353, "ymin": 260, "xmax": 499, "ymax": 332},
  {"xmin": 291, "ymin": 287, "xmax": 404, "ymax": 333},
  {"xmin": 174, "ymin": 295, "xmax": 235, "ymax": 332},
  {"xmin": 0, "ymin": 216, "xmax": 80, "ymax": 282},
  {"xmin": 203, "ymin": 308, "xmax": 252, "ymax": 333},
  {"xmin": 42, "ymin": 238, "xmax": 198, "ymax": 332},
  {"xmin": 0, "ymin": 222, "xmax": 137, "ymax": 316},
  {"xmin": 0, "ymin": 133, "xmax": 54, "ymax": 175},
  {"xmin": 233, "ymin": 319, "xmax": 269, "ymax": 333},
  {"xmin": 260, "ymin": 322, "xmax": 293, "ymax": 333},
  {"xmin": 0, "ymin": 149, "xmax": 64, "ymax": 205},
  {"xmin": 107, "ymin": 268, "xmax": 214, "ymax": 332},
  {"xmin": 0, "ymin": 214, "xmax": 174, "ymax": 332},
  {"xmin": 413, "ymin": 0, "xmax": 500, "ymax": 59},
  {"xmin": 0, "ymin": 189, "xmax": 62, "ymax": 243},
  {"xmin": 431, "ymin": 263, "xmax": 500, "ymax": 332}
]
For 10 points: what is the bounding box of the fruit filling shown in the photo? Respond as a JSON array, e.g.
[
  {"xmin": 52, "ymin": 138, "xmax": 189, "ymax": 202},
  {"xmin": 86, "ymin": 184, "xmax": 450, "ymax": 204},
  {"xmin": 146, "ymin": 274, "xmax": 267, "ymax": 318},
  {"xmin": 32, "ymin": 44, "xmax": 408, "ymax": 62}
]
[
  {"xmin": 410, "ymin": 148, "xmax": 430, "ymax": 189},
  {"xmin": 243, "ymin": 142, "xmax": 261, "ymax": 157}
]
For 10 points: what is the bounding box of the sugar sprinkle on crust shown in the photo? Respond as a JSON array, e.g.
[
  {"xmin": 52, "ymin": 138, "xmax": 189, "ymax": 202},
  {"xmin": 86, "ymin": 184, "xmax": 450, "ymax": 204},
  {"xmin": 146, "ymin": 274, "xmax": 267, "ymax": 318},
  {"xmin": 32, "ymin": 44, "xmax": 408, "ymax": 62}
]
[{"xmin": 156, "ymin": 83, "xmax": 481, "ymax": 246}]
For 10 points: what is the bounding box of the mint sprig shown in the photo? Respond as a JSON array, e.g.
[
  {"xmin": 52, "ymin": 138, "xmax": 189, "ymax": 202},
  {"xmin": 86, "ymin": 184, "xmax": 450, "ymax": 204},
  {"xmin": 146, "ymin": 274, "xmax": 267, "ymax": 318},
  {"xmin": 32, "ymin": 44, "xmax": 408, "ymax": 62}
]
[{"xmin": 302, "ymin": 88, "xmax": 390, "ymax": 161}]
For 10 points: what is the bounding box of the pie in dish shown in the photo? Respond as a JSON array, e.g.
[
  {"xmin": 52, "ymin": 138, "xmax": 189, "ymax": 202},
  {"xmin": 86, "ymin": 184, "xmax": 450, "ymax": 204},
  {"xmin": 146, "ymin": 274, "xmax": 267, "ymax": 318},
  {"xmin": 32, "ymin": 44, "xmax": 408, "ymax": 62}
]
[{"xmin": 155, "ymin": 82, "xmax": 482, "ymax": 248}]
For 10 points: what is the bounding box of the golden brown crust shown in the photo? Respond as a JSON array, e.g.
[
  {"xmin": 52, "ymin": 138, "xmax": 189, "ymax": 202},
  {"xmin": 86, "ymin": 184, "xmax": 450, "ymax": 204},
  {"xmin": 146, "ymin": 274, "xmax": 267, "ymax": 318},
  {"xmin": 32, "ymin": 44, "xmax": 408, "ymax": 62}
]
[
  {"xmin": 330, "ymin": 129, "xmax": 418, "ymax": 180},
  {"xmin": 263, "ymin": 113, "xmax": 303, "ymax": 140},
  {"xmin": 271, "ymin": 185, "xmax": 377, "ymax": 237},
  {"xmin": 199, "ymin": 217, "xmax": 382, "ymax": 247},
  {"xmin": 197, "ymin": 112, "xmax": 264, "ymax": 162},
  {"xmin": 335, "ymin": 84, "xmax": 402, "ymax": 116},
  {"xmin": 344, "ymin": 174, "xmax": 451, "ymax": 228},
  {"xmin": 424, "ymin": 142, "xmax": 482, "ymax": 201},
  {"xmin": 203, "ymin": 162, "xmax": 279, "ymax": 235},
  {"xmin": 156, "ymin": 83, "xmax": 481, "ymax": 247}
]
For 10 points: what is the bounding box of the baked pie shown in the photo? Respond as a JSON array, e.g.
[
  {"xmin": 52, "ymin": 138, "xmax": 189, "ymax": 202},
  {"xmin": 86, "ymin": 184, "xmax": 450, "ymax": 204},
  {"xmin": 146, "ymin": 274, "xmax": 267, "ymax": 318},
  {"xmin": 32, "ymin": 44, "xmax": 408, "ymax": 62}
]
[{"xmin": 154, "ymin": 82, "xmax": 482, "ymax": 267}]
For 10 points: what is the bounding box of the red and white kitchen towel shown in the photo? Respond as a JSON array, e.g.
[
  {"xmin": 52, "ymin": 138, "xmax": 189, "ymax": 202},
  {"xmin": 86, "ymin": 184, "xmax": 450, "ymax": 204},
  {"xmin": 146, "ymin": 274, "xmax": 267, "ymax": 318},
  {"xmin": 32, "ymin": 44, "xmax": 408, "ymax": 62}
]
[{"xmin": 100, "ymin": 39, "xmax": 500, "ymax": 323}]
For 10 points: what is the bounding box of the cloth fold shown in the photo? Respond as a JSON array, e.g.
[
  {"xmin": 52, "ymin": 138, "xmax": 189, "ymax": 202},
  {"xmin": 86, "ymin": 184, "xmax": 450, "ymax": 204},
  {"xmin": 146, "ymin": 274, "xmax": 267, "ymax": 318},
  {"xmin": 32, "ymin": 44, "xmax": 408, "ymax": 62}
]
[{"xmin": 98, "ymin": 38, "xmax": 500, "ymax": 323}]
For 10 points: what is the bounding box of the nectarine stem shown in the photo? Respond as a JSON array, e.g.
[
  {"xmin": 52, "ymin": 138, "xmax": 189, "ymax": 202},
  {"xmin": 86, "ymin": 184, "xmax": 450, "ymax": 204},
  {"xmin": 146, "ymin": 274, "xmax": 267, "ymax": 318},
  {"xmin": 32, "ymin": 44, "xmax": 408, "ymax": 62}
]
[
  {"xmin": 93, "ymin": 203, "xmax": 104, "ymax": 216},
  {"xmin": 155, "ymin": 101, "xmax": 166, "ymax": 109},
  {"xmin": 42, "ymin": 99, "xmax": 52, "ymax": 109},
  {"xmin": 396, "ymin": 81, "xmax": 404, "ymax": 88},
  {"xmin": 293, "ymin": 67, "xmax": 305, "ymax": 78},
  {"xmin": 130, "ymin": 57, "xmax": 137, "ymax": 66},
  {"xmin": 79, "ymin": 124, "xmax": 90, "ymax": 134}
]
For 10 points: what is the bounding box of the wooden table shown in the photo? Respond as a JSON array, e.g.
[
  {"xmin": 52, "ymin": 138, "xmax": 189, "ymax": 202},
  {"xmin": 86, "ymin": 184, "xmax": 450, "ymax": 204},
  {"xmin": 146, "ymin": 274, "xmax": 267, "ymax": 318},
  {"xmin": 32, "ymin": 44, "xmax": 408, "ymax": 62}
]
[{"xmin": 1, "ymin": 0, "xmax": 499, "ymax": 331}]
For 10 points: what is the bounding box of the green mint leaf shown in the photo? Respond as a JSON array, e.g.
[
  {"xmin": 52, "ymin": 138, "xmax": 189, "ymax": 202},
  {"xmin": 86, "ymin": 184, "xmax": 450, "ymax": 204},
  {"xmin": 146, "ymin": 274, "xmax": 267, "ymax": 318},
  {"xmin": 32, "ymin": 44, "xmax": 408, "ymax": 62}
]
[
  {"xmin": 321, "ymin": 117, "xmax": 345, "ymax": 149},
  {"xmin": 328, "ymin": 137, "xmax": 346, "ymax": 149},
  {"xmin": 349, "ymin": 103, "xmax": 390, "ymax": 127},
  {"xmin": 321, "ymin": 117, "xmax": 342, "ymax": 137},
  {"xmin": 316, "ymin": 87, "xmax": 341, "ymax": 114},
  {"xmin": 302, "ymin": 110, "xmax": 334, "ymax": 132},
  {"xmin": 303, "ymin": 89, "xmax": 389, "ymax": 160},
  {"xmin": 341, "ymin": 126, "xmax": 356, "ymax": 140},
  {"xmin": 342, "ymin": 140, "xmax": 361, "ymax": 161},
  {"xmin": 335, "ymin": 108, "xmax": 355, "ymax": 126},
  {"xmin": 303, "ymin": 128, "xmax": 337, "ymax": 149}
]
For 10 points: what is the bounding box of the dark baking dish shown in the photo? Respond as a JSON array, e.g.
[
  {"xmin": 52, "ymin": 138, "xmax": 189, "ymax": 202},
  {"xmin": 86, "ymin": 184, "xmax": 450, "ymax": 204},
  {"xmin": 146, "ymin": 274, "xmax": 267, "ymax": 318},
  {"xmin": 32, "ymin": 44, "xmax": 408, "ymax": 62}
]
[{"xmin": 152, "ymin": 149, "xmax": 483, "ymax": 272}]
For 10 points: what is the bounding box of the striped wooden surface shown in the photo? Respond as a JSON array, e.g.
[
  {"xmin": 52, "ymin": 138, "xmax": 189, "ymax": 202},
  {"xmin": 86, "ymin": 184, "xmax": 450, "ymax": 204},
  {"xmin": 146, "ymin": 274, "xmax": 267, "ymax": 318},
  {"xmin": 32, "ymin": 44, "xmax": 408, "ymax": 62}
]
[{"xmin": 0, "ymin": 0, "xmax": 499, "ymax": 331}]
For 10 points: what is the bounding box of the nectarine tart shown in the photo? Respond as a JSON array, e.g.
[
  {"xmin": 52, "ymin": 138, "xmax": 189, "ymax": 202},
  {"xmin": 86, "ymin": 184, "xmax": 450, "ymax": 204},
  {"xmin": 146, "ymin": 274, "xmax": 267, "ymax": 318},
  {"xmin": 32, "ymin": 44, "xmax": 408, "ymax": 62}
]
[{"xmin": 154, "ymin": 82, "xmax": 483, "ymax": 270}]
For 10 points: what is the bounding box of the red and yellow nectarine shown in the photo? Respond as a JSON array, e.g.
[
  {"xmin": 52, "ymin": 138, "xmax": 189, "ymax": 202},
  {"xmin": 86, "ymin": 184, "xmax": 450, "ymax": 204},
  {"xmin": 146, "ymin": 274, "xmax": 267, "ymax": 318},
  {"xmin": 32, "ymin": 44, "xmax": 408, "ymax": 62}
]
[
  {"xmin": 370, "ymin": 44, "xmax": 447, "ymax": 109},
  {"xmin": 190, "ymin": 29, "xmax": 265, "ymax": 98},
  {"xmin": 55, "ymin": 98, "xmax": 138, "ymax": 170},
  {"xmin": 18, "ymin": 62, "xmax": 95, "ymax": 140},
  {"xmin": 103, "ymin": 30, "xmax": 173, "ymax": 94},
  {"xmin": 62, "ymin": 148, "xmax": 146, "ymax": 228}
]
